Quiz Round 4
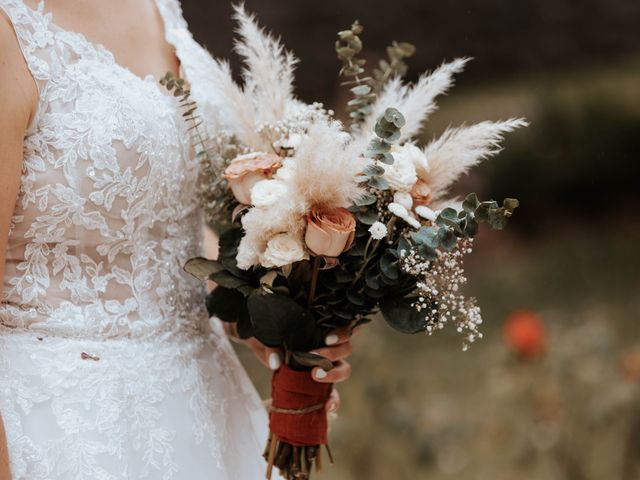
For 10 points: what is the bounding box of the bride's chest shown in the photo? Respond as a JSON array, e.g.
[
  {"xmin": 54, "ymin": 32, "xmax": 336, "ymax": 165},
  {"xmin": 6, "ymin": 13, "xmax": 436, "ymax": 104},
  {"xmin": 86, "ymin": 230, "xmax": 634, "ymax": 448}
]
[{"xmin": 24, "ymin": 55, "xmax": 200, "ymax": 211}]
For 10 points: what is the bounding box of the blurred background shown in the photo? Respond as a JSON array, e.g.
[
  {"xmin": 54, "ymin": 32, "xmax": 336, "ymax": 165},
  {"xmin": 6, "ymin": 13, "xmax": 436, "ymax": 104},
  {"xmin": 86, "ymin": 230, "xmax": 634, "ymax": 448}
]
[{"xmin": 182, "ymin": 1, "xmax": 640, "ymax": 478}]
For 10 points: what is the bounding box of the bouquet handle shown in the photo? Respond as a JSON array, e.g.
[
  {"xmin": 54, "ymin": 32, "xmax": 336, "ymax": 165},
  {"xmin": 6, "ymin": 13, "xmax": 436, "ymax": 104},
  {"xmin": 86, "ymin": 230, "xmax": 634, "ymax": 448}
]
[{"xmin": 265, "ymin": 364, "xmax": 333, "ymax": 479}]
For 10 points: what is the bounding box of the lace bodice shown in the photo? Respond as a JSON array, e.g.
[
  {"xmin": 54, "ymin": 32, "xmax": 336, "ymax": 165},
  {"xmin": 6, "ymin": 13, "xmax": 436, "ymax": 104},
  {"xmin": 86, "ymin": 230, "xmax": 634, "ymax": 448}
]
[
  {"xmin": 0, "ymin": 3, "xmax": 275, "ymax": 478},
  {"xmin": 0, "ymin": 0, "xmax": 221, "ymax": 339}
]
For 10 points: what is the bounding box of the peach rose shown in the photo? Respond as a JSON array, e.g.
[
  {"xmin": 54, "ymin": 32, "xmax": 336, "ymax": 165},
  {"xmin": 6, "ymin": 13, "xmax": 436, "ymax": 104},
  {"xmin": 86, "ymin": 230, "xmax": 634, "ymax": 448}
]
[
  {"xmin": 305, "ymin": 206, "xmax": 356, "ymax": 258},
  {"xmin": 410, "ymin": 180, "xmax": 433, "ymax": 207},
  {"xmin": 224, "ymin": 152, "xmax": 282, "ymax": 205}
]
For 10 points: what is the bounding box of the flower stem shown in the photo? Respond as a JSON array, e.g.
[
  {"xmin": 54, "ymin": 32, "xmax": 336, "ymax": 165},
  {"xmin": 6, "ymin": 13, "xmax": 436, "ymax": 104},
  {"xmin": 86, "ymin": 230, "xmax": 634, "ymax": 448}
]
[{"xmin": 308, "ymin": 256, "xmax": 322, "ymax": 305}]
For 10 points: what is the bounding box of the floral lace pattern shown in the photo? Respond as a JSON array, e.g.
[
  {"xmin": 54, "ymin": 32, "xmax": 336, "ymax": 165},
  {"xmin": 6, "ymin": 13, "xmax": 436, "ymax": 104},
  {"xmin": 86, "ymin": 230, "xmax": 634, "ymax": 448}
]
[{"xmin": 0, "ymin": 1, "xmax": 270, "ymax": 478}]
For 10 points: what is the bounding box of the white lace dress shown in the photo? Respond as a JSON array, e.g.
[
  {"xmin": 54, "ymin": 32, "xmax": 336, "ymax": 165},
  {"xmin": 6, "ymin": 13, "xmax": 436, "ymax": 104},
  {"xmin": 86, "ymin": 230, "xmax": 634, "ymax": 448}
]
[{"xmin": 0, "ymin": 1, "xmax": 272, "ymax": 478}]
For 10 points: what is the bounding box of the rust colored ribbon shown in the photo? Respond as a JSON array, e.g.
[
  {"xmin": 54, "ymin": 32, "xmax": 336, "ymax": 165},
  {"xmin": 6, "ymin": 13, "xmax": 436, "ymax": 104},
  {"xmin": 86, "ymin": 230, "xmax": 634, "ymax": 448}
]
[{"xmin": 269, "ymin": 364, "xmax": 332, "ymax": 447}]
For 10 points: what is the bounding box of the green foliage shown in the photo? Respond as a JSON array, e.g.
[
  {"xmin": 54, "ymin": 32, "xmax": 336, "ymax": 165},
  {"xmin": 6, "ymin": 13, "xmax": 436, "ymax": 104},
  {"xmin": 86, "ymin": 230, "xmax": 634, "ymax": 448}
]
[
  {"xmin": 371, "ymin": 41, "xmax": 416, "ymax": 95},
  {"xmin": 336, "ymin": 21, "xmax": 375, "ymax": 129},
  {"xmin": 379, "ymin": 296, "xmax": 429, "ymax": 334},
  {"xmin": 337, "ymin": 20, "xmax": 415, "ymax": 132},
  {"xmin": 247, "ymin": 289, "xmax": 324, "ymax": 352},
  {"xmin": 361, "ymin": 108, "xmax": 406, "ymax": 190},
  {"xmin": 411, "ymin": 193, "xmax": 520, "ymax": 254},
  {"xmin": 183, "ymin": 257, "xmax": 225, "ymax": 281}
]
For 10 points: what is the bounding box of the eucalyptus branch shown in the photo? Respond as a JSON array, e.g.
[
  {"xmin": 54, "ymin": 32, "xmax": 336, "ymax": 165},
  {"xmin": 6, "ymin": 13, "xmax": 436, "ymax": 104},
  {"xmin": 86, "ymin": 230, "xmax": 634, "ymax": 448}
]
[
  {"xmin": 371, "ymin": 41, "xmax": 416, "ymax": 95},
  {"xmin": 336, "ymin": 21, "xmax": 375, "ymax": 130}
]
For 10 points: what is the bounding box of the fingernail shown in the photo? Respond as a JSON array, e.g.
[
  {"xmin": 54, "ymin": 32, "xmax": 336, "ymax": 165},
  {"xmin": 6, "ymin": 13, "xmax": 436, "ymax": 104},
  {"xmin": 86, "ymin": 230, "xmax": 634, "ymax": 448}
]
[
  {"xmin": 325, "ymin": 334, "xmax": 339, "ymax": 346},
  {"xmin": 328, "ymin": 402, "xmax": 338, "ymax": 413},
  {"xmin": 268, "ymin": 352, "xmax": 281, "ymax": 370},
  {"xmin": 314, "ymin": 368, "xmax": 328, "ymax": 379}
]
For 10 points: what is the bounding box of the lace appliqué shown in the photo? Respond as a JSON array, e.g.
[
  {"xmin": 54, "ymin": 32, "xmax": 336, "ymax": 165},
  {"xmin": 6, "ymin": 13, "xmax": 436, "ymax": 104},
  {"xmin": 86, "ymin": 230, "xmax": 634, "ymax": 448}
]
[{"xmin": 0, "ymin": 1, "xmax": 268, "ymax": 478}]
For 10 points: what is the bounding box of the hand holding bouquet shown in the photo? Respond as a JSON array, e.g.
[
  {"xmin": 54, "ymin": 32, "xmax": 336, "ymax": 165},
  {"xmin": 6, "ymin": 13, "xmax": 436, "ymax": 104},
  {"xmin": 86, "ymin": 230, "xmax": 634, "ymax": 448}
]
[{"xmin": 181, "ymin": 6, "xmax": 526, "ymax": 479}]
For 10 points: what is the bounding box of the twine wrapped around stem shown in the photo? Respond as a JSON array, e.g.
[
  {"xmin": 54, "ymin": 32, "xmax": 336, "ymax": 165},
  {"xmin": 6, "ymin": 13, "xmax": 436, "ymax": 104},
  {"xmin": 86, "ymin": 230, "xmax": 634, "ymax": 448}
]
[{"xmin": 264, "ymin": 364, "xmax": 333, "ymax": 479}]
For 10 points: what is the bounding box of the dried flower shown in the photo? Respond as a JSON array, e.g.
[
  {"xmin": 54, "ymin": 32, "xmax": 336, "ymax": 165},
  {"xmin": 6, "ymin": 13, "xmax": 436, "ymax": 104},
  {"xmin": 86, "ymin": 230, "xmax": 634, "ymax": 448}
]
[
  {"xmin": 251, "ymin": 179, "xmax": 290, "ymax": 207},
  {"xmin": 388, "ymin": 202, "xmax": 421, "ymax": 229},
  {"xmin": 261, "ymin": 232, "xmax": 308, "ymax": 268},
  {"xmin": 415, "ymin": 205, "xmax": 437, "ymax": 222},
  {"xmin": 368, "ymin": 221, "xmax": 388, "ymax": 240},
  {"xmin": 410, "ymin": 180, "xmax": 433, "ymax": 207},
  {"xmin": 393, "ymin": 191, "xmax": 414, "ymax": 210},
  {"xmin": 305, "ymin": 206, "xmax": 356, "ymax": 257},
  {"xmin": 224, "ymin": 152, "xmax": 282, "ymax": 204}
]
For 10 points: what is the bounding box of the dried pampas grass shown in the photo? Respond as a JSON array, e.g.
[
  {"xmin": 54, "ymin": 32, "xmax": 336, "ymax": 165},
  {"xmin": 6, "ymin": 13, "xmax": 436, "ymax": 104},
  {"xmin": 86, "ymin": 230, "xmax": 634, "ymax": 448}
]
[
  {"xmin": 233, "ymin": 4, "xmax": 298, "ymax": 126},
  {"xmin": 423, "ymin": 118, "xmax": 528, "ymax": 201},
  {"xmin": 362, "ymin": 58, "xmax": 470, "ymax": 142}
]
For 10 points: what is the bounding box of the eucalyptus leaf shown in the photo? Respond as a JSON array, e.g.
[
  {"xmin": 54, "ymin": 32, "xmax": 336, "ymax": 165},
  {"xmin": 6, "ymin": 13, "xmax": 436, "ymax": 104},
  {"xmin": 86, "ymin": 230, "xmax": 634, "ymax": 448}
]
[
  {"xmin": 379, "ymin": 296, "xmax": 427, "ymax": 334},
  {"xmin": 363, "ymin": 164, "xmax": 385, "ymax": 177},
  {"xmin": 368, "ymin": 176, "xmax": 389, "ymax": 190},
  {"xmin": 351, "ymin": 84, "xmax": 372, "ymax": 95},
  {"xmin": 437, "ymin": 228, "xmax": 458, "ymax": 251},
  {"xmin": 462, "ymin": 193, "xmax": 480, "ymax": 213},
  {"xmin": 205, "ymin": 286, "xmax": 245, "ymax": 322},
  {"xmin": 210, "ymin": 270, "xmax": 250, "ymax": 289},
  {"xmin": 378, "ymin": 152, "xmax": 395, "ymax": 165},
  {"xmin": 380, "ymin": 253, "xmax": 399, "ymax": 280},
  {"xmin": 290, "ymin": 351, "xmax": 334, "ymax": 371},
  {"xmin": 357, "ymin": 210, "xmax": 379, "ymax": 225},
  {"xmin": 247, "ymin": 290, "xmax": 321, "ymax": 350},
  {"xmin": 183, "ymin": 257, "xmax": 225, "ymax": 281}
]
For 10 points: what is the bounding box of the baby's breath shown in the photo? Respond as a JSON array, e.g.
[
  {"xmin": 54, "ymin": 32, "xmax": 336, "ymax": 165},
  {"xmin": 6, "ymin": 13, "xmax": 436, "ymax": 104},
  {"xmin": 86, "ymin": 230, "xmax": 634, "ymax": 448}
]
[{"xmin": 400, "ymin": 239, "xmax": 483, "ymax": 350}]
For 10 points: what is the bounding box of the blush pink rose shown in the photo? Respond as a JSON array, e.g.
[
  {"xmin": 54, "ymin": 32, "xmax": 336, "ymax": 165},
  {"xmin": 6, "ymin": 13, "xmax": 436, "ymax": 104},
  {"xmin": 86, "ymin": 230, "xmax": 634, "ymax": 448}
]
[
  {"xmin": 410, "ymin": 180, "xmax": 433, "ymax": 207},
  {"xmin": 224, "ymin": 153, "xmax": 282, "ymax": 205},
  {"xmin": 305, "ymin": 206, "xmax": 356, "ymax": 258}
]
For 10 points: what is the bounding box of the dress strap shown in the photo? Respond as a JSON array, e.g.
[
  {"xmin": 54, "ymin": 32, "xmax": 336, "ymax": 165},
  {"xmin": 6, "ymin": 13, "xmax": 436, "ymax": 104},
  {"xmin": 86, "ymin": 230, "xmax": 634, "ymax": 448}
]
[
  {"xmin": 155, "ymin": 0, "xmax": 188, "ymax": 33},
  {"xmin": 0, "ymin": 0, "xmax": 54, "ymax": 129}
]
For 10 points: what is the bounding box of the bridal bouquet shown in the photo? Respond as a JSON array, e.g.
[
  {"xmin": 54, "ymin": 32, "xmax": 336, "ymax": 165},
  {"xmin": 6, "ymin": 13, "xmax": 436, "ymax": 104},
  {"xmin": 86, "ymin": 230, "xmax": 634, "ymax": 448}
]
[{"xmin": 179, "ymin": 6, "xmax": 526, "ymax": 479}]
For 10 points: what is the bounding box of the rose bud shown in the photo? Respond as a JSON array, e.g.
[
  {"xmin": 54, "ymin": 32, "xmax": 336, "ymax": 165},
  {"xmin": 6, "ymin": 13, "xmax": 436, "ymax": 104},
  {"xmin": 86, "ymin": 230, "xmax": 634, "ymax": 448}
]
[
  {"xmin": 410, "ymin": 180, "xmax": 433, "ymax": 207},
  {"xmin": 305, "ymin": 206, "xmax": 356, "ymax": 258},
  {"xmin": 224, "ymin": 152, "xmax": 282, "ymax": 205}
]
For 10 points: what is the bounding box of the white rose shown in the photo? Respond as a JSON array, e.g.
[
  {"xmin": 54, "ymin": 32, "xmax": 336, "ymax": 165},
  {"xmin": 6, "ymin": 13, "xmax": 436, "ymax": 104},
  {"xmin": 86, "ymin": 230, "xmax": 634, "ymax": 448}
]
[
  {"xmin": 400, "ymin": 143, "xmax": 430, "ymax": 177},
  {"xmin": 383, "ymin": 145, "xmax": 418, "ymax": 191},
  {"xmin": 250, "ymin": 179, "xmax": 290, "ymax": 208},
  {"xmin": 261, "ymin": 233, "xmax": 308, "ymax": 268},
  {"xmin": 368, "ymin": 221, "xmax": 388, "ymax": 240},
  {"xmin": 236, "ymin": 239, "xmax": 261, "ymax": 270},
  {"xmin": 275, "ymin": 158, "xmax": 296, "ymax": 182}
]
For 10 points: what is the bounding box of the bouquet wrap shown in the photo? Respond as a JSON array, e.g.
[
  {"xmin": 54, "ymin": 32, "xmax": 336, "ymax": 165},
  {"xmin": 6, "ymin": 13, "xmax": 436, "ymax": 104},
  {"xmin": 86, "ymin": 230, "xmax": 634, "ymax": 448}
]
[{"xmin": 269, "ymin": 365, "xmax": 332, "ymax": 446}]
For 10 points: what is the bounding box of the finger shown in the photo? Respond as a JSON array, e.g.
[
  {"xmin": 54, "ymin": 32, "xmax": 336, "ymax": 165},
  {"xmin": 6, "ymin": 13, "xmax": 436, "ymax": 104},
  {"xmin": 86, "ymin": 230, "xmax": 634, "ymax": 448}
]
[
  {"xmin": 265, "ymin": 347, "xmax": 282, "ymax": 370},
  {"xmin": 326, "ymin": 388, "xmax": 341, "ymax": 413},
  {"xmin": 324, "ymin": 321, "xmax": 360, "ymax": 346},
  {"xmin": 313, "ymin": 360, "xmax": 352, "ymax": 384},
  {"xmin": 311, "ymin": 341, "xmax": 353, "ymax": 362}
]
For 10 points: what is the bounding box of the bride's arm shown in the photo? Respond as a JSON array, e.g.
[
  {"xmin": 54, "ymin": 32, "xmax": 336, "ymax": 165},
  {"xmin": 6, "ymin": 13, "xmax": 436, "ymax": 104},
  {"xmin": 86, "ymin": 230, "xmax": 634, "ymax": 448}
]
[{"xmin": 0, "ymin": 11, "xmax": 39, "ymax": 479}]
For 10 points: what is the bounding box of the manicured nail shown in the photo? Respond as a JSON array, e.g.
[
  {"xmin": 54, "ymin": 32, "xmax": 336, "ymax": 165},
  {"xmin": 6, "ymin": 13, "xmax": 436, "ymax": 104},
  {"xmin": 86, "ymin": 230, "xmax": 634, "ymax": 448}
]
[
  {"xmin": 325, "ymin": 334, "xmax": 339, "ymax": 346},
  {"xmin": 314, "ymin": 368, "xmax": 328, "ymax": 379},
  {"xmin": 268, "ymin": 352, "xmax": 281, "ymax": 370}
]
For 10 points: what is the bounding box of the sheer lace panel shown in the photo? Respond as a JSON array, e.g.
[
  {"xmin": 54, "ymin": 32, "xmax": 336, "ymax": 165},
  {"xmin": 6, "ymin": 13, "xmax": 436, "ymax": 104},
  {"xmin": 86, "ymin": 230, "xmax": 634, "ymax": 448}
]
[{"xmin": 0, "ymin": 0, "xmax": 209, "ymax": 339}]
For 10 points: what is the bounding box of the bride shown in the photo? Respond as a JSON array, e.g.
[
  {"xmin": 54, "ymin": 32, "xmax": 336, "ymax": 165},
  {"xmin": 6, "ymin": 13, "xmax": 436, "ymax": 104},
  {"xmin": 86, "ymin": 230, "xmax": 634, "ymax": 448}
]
[{"xmin": 0, "ymin": 0, "xmax": 354, "ymax": 478}]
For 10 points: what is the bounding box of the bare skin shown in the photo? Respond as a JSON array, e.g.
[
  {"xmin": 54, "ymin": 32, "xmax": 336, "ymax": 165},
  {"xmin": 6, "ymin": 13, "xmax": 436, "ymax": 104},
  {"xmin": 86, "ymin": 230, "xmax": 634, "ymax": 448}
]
[{"xmin": 0, "ymin": 2, "xmax": 354, "ymax": 475}]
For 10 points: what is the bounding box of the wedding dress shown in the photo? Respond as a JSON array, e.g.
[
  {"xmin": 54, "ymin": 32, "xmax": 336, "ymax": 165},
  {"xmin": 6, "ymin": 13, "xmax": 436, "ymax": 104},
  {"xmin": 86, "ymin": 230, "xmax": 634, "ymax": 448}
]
[{"xmin": 0, "ymin": 1, "xmax": 274, "ymax": 478}]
